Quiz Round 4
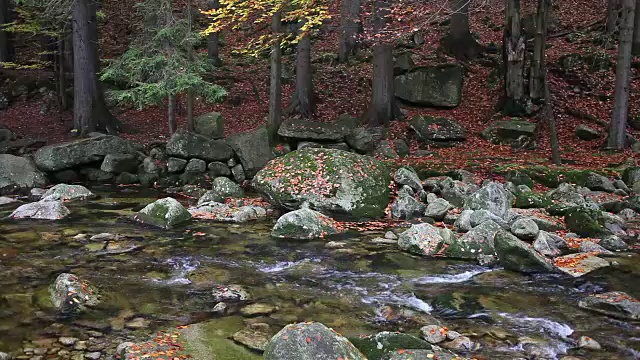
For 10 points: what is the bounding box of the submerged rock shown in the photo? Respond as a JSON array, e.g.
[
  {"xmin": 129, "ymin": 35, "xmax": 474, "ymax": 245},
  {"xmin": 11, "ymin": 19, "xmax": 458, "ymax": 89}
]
[
  {"xmin": 232, "ymin": 328, "xmax": 271, "ymax": 352},
  {"xmin": 41, "ymin": 184, "xmax": 95, "ymax": 202},
  {"xmin": 397, "ymin": 223, "xmax": 445, "ymax": 256},
  {"xmin": 264, "ymin": 322, "xmax": 366, "ymax": 360},
  {"xmin": 271, "ymin": 208, "xmax": 343, "ymax": 239},
  {"xmin": 253, "ymin": 148, "xmax": 391, "ymax": 218},
  {"xmin": 384, "ymin": 349, "xmax": 465, "ymax": 360},
  {"xmin": 10, "ymin": 200, "xmax": 70, "ymax": 220},
  {"xmin": 49, "ymin": 273, "xmax": 100, "ymax": 314},
  {"xmin": 134, "ymin": 197, "xmax": 192, "ymax": 229},
  {"xmin": 578, "ymin": 291, "xmax": 640, "ymax": 320},
  {"xmin": 349, "ymin": 332, "xmax": 432, "ymax": 360},
  {"xmin": 211, "ymin": 284, "xmax": 250, "ymax": 302}
]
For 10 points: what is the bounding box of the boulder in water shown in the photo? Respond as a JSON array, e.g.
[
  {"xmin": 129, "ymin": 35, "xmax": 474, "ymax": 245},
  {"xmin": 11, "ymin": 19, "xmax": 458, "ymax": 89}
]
[
  {"xmin": 41, "ymin": 184, "xmax": 95, "ymax": 201},
  {"xmin": 271, "ymin": 208, "xmax": 343, "ymax": 239},
  {"xmin": 494, "ymin": 230, "xmax": 555, "ymax": 273},
  {"xmin": 10, "ymin": 200, "xmax": 70, "ymax": 220},
  {"xmin": 134, "ymin": 197, "xmax": 192, "ymax": 229},
  {"xmin": 349, "ymin": 332, "xmax": 432, "ymax": 360},
  {"xmin": 398, "ymin": 223, "xmax": 445, "ymax": 256},
  {"xmin": 253, "ymin": 148, "xmax": 391, "ymax": 218},
  {"xmin": 264, "ymin": 322, "xmax": 366, "ymax": 360},
  {"xmin": 553, "ymin": 253, "xmax": 610, "ymax": 277},
  {"xmin": 49, "ymin": 273, "xmax": 100, "ymax": 314},
  {"xmin": 578, "ymin": 291, "xmax": 640, "ymax": 320}
]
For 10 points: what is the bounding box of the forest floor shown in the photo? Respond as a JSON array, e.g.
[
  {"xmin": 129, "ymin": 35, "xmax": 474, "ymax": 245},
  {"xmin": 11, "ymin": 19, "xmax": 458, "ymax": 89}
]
[{"xmin": 1, "ymin": 0, "xmax": 639, "ymax": 176}]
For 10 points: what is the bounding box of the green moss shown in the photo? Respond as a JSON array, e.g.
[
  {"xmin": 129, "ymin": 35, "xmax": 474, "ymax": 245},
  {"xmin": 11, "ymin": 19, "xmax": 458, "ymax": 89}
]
[
  {"xmin": 564, "ymin": 207, "xmax": 610, "ymax": 237},
  {"xmin": 514, "ymin": 192, "xmax": 551, "ymax": 209},
  {"xmin": 349, "ymin": 332, "xmax": 431, "ymax": 360}
]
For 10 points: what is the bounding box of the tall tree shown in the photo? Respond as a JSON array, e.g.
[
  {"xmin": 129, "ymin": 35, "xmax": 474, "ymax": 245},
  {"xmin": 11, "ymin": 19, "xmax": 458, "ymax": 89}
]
[
  {"xmin": 607, "ymin": 0, "xmax": 620, "ymax": 35},
  {"xmin": 632, "ymin": 0, "xmax": 640, "ymax": 55},
  {"xmin": 72, "ymin": 0, "xmax": 119, "ymax": 135},
  {"xmin": 288, "ymin": 19, "xmax": 315, "ymax": 117},
  {"xmin": 503, "ymin": 0, "xmax": 526, "ymax": 115},
  {"xmin": 207, "ymin": 0, "xmax": 221, "ymax": 64},
  {"xmin": 267, "ymin": 11, "xmax": 282, "ymax": 145},
  {"xmin": 367, "ymin": 0, "xmax": 394, "ymax": 126},
  {"xmin": 338, "ymin": 0, "xmax": 360, "ymax": 63},
  {"xmin": 0, "ymin": 0, "xmax": 14, "ymax": 62},
  {"xmin": 186, "ymin": 0, "xmax": 194, "ymax": 130},
  {"xmin": 529, "ymin": 0, "xmax": 549, "ymax": 101},
  {"xmin": 442, "ymin": 0, "xmax": 483, "ymax": 60},
  {"xmin": 608, "ymin": 0, "xmax": 636, "ymax": 150}
]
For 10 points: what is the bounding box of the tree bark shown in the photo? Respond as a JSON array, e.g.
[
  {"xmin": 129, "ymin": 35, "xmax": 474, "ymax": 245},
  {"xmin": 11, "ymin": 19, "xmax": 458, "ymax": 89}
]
[
  {"xmin": 529, "ymin": 0, "xmax": 549, "ymax": 101},
  {"xmin": 0, "ymin": 0, "xmax": 15, "ymax": 63},
  {"xmin": 186, "ymin": 0, "xmax": 194, "ymax": 131},
  {"xmin": 168, "ymin": 95, "xmax": 177, "ymax": 134},
  {"xmin": 267, "ymin": 11, "xmax": 282, "ymax": 145},
  {"xmin": 543, "ymin": 71, "xmax": 561, "ymax": 165},
  {"xmin": 207, "ymin": 0, "xmax": 221, "ymax": 64},
  {"xmin": 288, "ymin": 21, "xmax": 315, "ymax": 118},
  {"xmin": 367, "ymin": 0, "xmax": 395, "ymax": 127},
  {"xmin": 442, "ymin": 0, "xmax": 483, "ymax": 60},
  {"xmin": 607, "ymin": 0, "xmax": 620, "ymax": 35},
  {"xmin": 72, "ymin": 0, "xmax": 119, "ymax": 135},
  {"xmin": 503, "ymin": 0, "xmax": 526, "ymax": 116},
  {"xmin": 632, "ymin": 0, "xmax": 640, "ymax": 55},
  {"xmin": 608, "ymin": 0, "xmax": 635, "ymax": 150},
  {"xmin": 338, "ymin": 0, "xmax": 361, "ymax": 63},
  {"xmin": 58, "ymin": 34, "xmax": 68, "ymax": 111}
]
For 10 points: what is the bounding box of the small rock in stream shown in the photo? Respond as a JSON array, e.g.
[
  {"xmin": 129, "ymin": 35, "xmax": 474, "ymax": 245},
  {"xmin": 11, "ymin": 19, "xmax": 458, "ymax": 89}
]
[{"xmin": 578, "ymin": 335, "xmax": 601, "ymax": 350}]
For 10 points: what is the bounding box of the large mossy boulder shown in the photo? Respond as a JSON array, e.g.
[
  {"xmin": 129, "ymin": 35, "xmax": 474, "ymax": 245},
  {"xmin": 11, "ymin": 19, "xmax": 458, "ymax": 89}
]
[
  {"xmin": 409, "ymin": 115, "xmax": 465, "ymax": 144},
  {"xmin": 0, "ymin": 154, "xmax": 48, "ymax": 194},
  {"xmin": 166, "ymin": 129, "xmax": 234, "ymax": 162},
  {"xmin": 134, "ymin": 197, "xmax": 192, "ymax": 229},
  {"xmin": 494, "ymin": 230, "xmax": 554, "ymax": 273},
  {"xmin": 349, "ymin": 332, "xmax": 432, "ymax": 360},
  {"xmin": 41, "ymin": 184, "xmax": 95, "ymax": 201},
  {"xmin": 271, "ymin": 208, "xmax": 343, "ymax": 239},
  {"xmin": 193, "ymin": 111, "xmax": 224, "ymax": 139},
  {"xmin": 444, "ymin": 220, "xmax": 501, "ymax": 259},
  {"xmin": 463, "ymin": 182, "xmax": 510, "ymax": 218},
  {"xmin": 10, "ymin": 200, "xmax": 70, "ymax": 220},
  {"xmin": 34, "ymin": 135, "xmax": 142, "ymax": 172},
  {"xmin": 264, "ymin": 322, "xmax": 366, "ymax": 360},
  {"xmin": 564, "ymin": 206, "xmax": 612, "ymax": 237},
  {"xmin": 481, "ymin": 119, "xmax": 535, "ymax": 146},
  {"xmin": 394, "ymin": 65, "xmax": 463, "ymax": 108},
  {"xmin": 578, "ymin": 291, "xmax": 640, "ymax": 320},
  {"xmin": 623, "ymin": 166, "xmax": 640, "ymax": 193},
  {"xmin": 49, "ymin": 273, "xmax": 100, "ymax": 314},
  {"xmin": 398, "ymin": 223, "xmax": 445, "ymax": 256},
  {"xmin": 227, "ymin": 126, "xmax": 274, "ymax": 178},
  {"xmin": 253, "ymin": 148, "xmax": 391, "ymax": 218},
  {"xmin": 278, "ymin": 119, "xmax": 347, "ymax": 141}
]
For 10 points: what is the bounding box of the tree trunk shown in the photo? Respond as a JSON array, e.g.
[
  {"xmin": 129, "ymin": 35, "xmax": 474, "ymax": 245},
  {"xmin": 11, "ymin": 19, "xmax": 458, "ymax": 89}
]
[
  {"xmin": 288, "ymin": 21, "xmax": 315, "ymax": 118},
  {"xmin": 168, "ymin": 95, "xmax": 177, "ymax": 134},
  {"xmin": 608, "ymin": 0, "xmax": 635, "ymax": 150},
  {"xmin": 267, "ymin": 11, "xmax": 282, "ymax": 145},
  {"xmin": 338, "ymin": 0, "xmax": 361, "ymax": 63},
  {"xmin": 442, "ymin": 0, "xmax": 483, "ymax": 60},
  {"xmin": 529, "ymin": 0, "xmax": 549, "ymax": 101},
  {"xmin": 58, "ymin": 35, "xmax": 68, "ymax": 111},
  {"xmin": 543, "ymin": 71, "xmax": 561, "ymax": 165},
  {"xmin": 367, "ymin": 0, "xmax": 395, "ymax": 127},
  {"xmin": 632, "ymin": 0, "xmax": 640, "ymax": 55},
  {"xmin": 72, "ymin": 0, "xmax": 119, "ymax": 135},
  {"xmin": 607, "ymin": 0, "xmax": 620, "ymax": 35},
  {"xmin": 503, "ymin": 0, "xmax": 526, "ymax": 116},
  {"xmin": 0, "ymin": 0, "xmax": 14, "ymax": 62},
  {"xmin": 186, "ymin": 0, "xmax": 194, "ymax": 130},
  {"xmin": 207, "ymin": 0, "xmax": 221, "ymax": 64}
]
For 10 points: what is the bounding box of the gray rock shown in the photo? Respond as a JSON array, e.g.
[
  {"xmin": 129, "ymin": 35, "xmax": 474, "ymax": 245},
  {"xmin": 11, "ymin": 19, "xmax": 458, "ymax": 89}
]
[
  {"xmin": 116, "ymin": 172, "xmax": 139, "ymax": 185},
  {"xmin": 189, "ymin": 202, "xmax": 267, "ymax": 223},
  {"xmin": 506, "ymin": 170, "xmax": 534, "ymax": 188},
  {"xmin": 578, "ymin": 336, "xmax": 601, "ymax": 350},
  {"xmin": 42, "ymin": 184, "xmax": 95, "ymax": 202},
  {"xmin": 548, "ymin": 183, "xmax": 586, "ymax": 207},
  {"xmin": 34, "ymin": 135, "xmax": 142, "ymax": 172},
  {"xmin": 554, "ymin": 253, "xmax": 610, "ymax": 277},
  {"xmin": 394, "ymin": 167, "xmax": 422, "ymax": 192},
  {"xmin": 584, "ymin": 172, "xmax": 616, "ymax": 193},
  {"xmin": 193, "ymin": 111, "xmax": 224, "ymax": 138},
  {"xmin": 394, "ymin": 139, "xmax": 410, "ymax": 157},
  {"xmin": 167, "ymin": 157, "xmax": 188, "ymax": 173},
  {"xmin": 208, "ymin": 161, "xmax": 231, "ymax": 177},
  {"xmin": 470, "ymin": 209, "xmax": 508, "ymax": 229},
  {"xmin": 272, "ymin": 208, "xmax": 343, "ymax": 239},
  {"xmin": 391, "ymin": 193, "xmax": 426, "ymax": 220},
  {"xmin": 599, "ymin": 235, "xmax": 628, "ymax": 251},
  {"xmin": 578, "ymin": 240, "xmax": 614, "ymax": 256},
  {"xmin": 575, "ymin": 125, "xmax": 601, "ymax": 140},
  {"xmin": 348, "ymin": 332, "xmax": 432, "ymax": 360},
  {"xmin": 278, "ymin": 119, "xmax": 347, "ymax": 141},
  {"xmin": 29, "ymin": 188, "xmax": 47, "ymax": 201},
  {"xmin": 142, "ymin": 156, "xmax": 160, "ymax": 174},
  {"xmin": 481, "ymin": 119, "xmax": 536, "ymax": 147},
  {"xmin": 398, "ymin": 223, "xmax": 445, "ymax": 256},
  {"xmin": 440, "ymin": 177, "xmax": 478, "ymax": 207},
  {"xmin": 0, "ymin": 154, "xmax": 48, "ymax": 195},
  {"xmin": 622, "ymin": 166, "xmax": 640, "ymax": 193},
  {"xmin": 252, "ymin": 148, "xmax": 391, "ymax": 218},
  {"xmin": 454, "ymin": 210, "xmax": 474, "ymax": 232},
  {"xmin": 510, "ymin": 218, "xmax": 540, "ymax": 240},
  {"xmin": 464, "ymin": 182, "xmax": 510, "ymax": 218},
  {"xmin": 197, "ymin": 190, "xmax": 224, "ymax": 205},
  {"xmin": 618, "ymin": 207, "xmax": 637, "ymax": 220},
  {"xmin": 385, "ymin": 231, "xmax": 398, "ymax": 240},
  {"xmin": 564, "ymin": 206, "xmax": 613, "ymax": 237},
  {"xmin": 227, "ymin": 126, "xmax": 274, "ymax": 178},
  {"xmin": 231, "ymin": 164, "xmax": 246, "ymax": 183},
  {"xmin": 232, "ymin": 328, "xmax": 270, "ymax": 352},
  {"xmin": 165, "ymin": 129, "xmax": 233, "ymax": 162},
  {"xmin": 410, "ymin": 115, "xmax": 465, "ymax": 143},
  {"xmin": 420, "ymin": 325, "xmax": 447, "ymax": 344},
  {"xmin": 49, "ymin": 273, "xmax": 100, "ymax": 314},
  {"xmin": 0, "ymin": 196, "xmax": 17, "ymax": 205},
  {"xmin": 240, "ymin": 303, "xmax": 277, "ymax": 316},
  {"xmin": 613, "ymin": 179, "xmax": 630, "ymax": 192},
  {"xmin": 374, "ymin": 140, "xmax": 399, "ymax": 159},
  {"xmin": 212, "ymin": 176, "xmax": 244, "ymax": 198},
  {"xmin": 100, "ymin": 153, "xmax": 138, "ymax": 174},
  {"xmin": 211, "ymin": 284, "xmax": 250, "ymax": 302},
  {"xmin": 345, "ymin": 126, "xmax": 376, "ymax": 153},
  {"xmin": 444, "ymin": 220, "xmax": 502, "ymax": 259},
  {"xmin": 133, "ymin": 197, "xmax": 192, "ymax": 229},
  {"xmin": 578, "ymin": 291, "xmax": 640, "ymax": 320},
  {"xmin": 10, "ymin": 200, "xmax": 70, "ymax": 220},
  {"xmin": 185, "ymin": 158, "xmax": 207, "ymax": 174},
  {"xmin": 495, "ymin": 230, "xmax": 555, "ymax": 273},
  {"xmin": 443, "ymin": 336, "xmax": 475, "ymax": 352},
  {"xmin": 394, "ymin": 64, "xmax": 463, "ymax": 108},
  {"xmin": 533, "ymin": 231, "xmax": 568, "ymax": 257},
  {"xmin": 264, "ymin": 322, "xmax": 366, "ymax": 360},
  {"xmin": 424, "ymin": 198, "xmax": 452, "ymax": 220}
]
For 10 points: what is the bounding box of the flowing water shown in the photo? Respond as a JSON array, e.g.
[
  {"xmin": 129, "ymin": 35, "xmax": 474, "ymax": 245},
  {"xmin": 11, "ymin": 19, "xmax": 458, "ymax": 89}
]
[{"xmin": 0, "ymin": 186, "xmax": 639, "ymax": 359}]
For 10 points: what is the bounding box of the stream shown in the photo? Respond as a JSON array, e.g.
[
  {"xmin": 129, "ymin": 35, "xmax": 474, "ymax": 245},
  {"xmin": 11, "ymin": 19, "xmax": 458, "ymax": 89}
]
[{"xmin": 0, "ymin": 186, "xmax": 639, "ymax": 359}]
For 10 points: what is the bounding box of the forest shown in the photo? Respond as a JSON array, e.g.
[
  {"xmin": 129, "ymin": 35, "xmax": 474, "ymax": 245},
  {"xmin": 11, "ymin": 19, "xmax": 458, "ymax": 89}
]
[{"xmin": 0, "ymin": 0, "xmax": 640, "ymax": 360}]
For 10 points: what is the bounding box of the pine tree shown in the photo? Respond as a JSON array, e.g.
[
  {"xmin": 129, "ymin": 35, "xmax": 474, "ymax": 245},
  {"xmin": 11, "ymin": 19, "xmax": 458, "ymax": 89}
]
[{"xmin": 100, "ymin": 0, "xmax": 226, "ymax": 134}]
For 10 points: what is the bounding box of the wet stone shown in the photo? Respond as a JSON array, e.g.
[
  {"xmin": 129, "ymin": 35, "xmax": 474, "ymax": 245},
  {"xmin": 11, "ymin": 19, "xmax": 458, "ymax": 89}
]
[
  {"xmin": 420, "ymin": 325, "xmax": 447, "ymax": 344},
  {"xmin": 58, "ymin": 337, "xmax": 78, "ymax": 346},
  {"xmin": 232, "ymin": 328, "xmax": 270, "ymax": 352}
]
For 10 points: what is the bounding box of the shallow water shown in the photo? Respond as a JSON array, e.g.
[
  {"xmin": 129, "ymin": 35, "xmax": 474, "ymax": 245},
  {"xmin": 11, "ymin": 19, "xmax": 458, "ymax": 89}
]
[{"xmin": 0, "ymin": 186, "xmax": 639, "ymax": 359}]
